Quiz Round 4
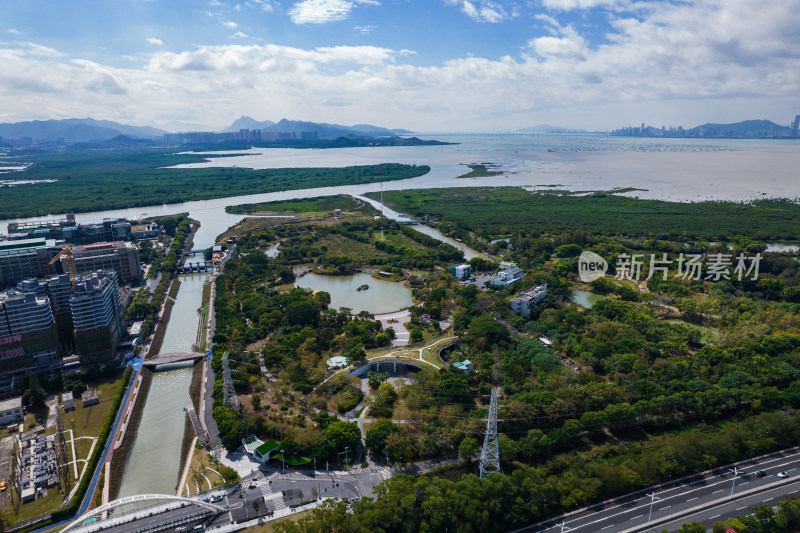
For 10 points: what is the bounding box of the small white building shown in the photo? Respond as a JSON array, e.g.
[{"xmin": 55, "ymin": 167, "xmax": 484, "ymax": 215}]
[
  {"xmin": 242, "ymin": 435, "xmax": 280, "ymax": 463},
  {"xmin": 510, "ymin": 284, "xmax": 548, "ymax": 316},
  {"xmin": 449, "ymin": 264, "xmax": 472, "ymax": 280},
  {"xmin": 81, "ymin": 389, "xmax": 99, "ymax": 407},
  {"xmin": 62, "ymin": 391, "xmax": 75, "ymax": 412},
  {"xmin": 491, "ymin": 267, "xmax": 525, "ymax": 287},
  {"xmin": 0, "ymin": 397, "xmax": 23, "ymax": 425}
]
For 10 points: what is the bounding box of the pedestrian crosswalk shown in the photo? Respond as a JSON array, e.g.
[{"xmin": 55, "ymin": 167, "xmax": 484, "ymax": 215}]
[{"xmin": 260, "ymin": 482, "xmax": 286, "ymax": 511}]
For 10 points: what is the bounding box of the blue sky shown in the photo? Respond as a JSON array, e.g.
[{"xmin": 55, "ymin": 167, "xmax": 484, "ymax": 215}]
[{"xmin": 1, "ymin": 0, "xmax": 799, "ymax": 131}]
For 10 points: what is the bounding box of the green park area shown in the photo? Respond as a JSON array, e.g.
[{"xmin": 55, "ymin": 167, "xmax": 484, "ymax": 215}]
[{"xmin": 204, "ymin": 192, "xmax": 800, "ymax": 532}]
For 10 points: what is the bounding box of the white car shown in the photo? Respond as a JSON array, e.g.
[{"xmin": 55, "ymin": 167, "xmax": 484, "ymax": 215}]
[{"xmin": 778, "ymin": 471, "xmax": 789, "ymax": 478}]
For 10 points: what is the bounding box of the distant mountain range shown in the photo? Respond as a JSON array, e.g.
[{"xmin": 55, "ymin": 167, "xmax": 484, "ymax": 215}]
[
  {"xmin": 0, "ymin": 118, "xmax": 166, "ymax": 143},
  {"xmin": 220, "ymin": 116, "xmax": 400, "ymax": 139},
  {"xmin": 221, "ymin": 116, "xmax": 276, "ymax": 132}
]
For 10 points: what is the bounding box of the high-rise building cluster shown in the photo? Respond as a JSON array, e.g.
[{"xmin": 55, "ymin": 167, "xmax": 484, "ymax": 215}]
[
  {"xmin": 0, "ymin": 271, "xmax": 123, "ymax": 398},
  {"xmin": 163, "ymin": 128, "xmax": 318, "ymax": 144}
]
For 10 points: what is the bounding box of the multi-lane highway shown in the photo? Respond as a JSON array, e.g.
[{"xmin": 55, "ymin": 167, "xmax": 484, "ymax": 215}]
[{"xmin": 516, "ymin": 447, "xmax": 800, "ymax": 533}]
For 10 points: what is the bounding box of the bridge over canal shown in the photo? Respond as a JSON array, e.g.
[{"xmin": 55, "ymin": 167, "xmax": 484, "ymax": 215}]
[{"xmin": 142, "ymin": 352, "xmax": 206, "ymax": 368}]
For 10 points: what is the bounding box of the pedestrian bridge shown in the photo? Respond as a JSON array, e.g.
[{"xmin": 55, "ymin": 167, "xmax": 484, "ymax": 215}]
[
  {"xmin": 142, "ymin": 352, "xmax": 206, "ymax": 368},
  {"xmin": 348, "ymin": 357, "xmax": 425, "ymax": 377}
]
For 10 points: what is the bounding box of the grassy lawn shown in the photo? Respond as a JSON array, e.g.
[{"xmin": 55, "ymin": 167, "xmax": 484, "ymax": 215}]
[
  {"xmin": 421, "ymin": 348, "xmax": 443, "ymax": 369},
  {"xmin": 378, "ymin": 230, "xmax": 430, "ymax": 250},
  {"xmin": 241, "ymin": 509, "xmax": 314, "ymax": 532},
  {"xmin": 183, "ymin": 444, "xmax": 226, "ymax": 495},
  {"xmin": 62, "ymin": 376, "xmax": 123, "ymax": 445},
  {"xmin": 316, "ymin": 234, "xmax": 391, "ymax": 262},
  {"xmin": 10, "ymin": 374, "xmax": 126, "ymax": 522},
  {"xmin": 12, "ymin": 486, "xmax": 67, "ymax": 523}
]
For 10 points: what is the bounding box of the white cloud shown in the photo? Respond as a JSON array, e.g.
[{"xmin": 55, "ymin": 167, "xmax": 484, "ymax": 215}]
[
  {"xmin": 230, "ymin": 31, "xmax": 248, "ymax": 38},
  {"xmin": 2, "ymin": 0, "xmax": 799, "ymax": 130},
  {"xmin": 246, "ymin": 0, "xmax": 276, "ymax": 11},
  {"xmin": 354, "ymin": 25, "xmax": 376, "ymax": 35},
  {"xmin": 223, "ymin": 21, "xmax": 238, "ymax": 28},
  {"xmin": 21, "ymin": 42, "xmax": 64, "ymax": 57},
  {"xmin": 7, "ymin": 29, "xmax": 22, "ymax": 35},
  {"xmin": 146, "ymin": 37, "xmax": 164, "ymax": 46},
  {"xmin": 444, "ymin": 0, "xmax": 511, "ymax": 22},
  {"xmin": 541, "ymin": 0, "xmax": 627, "ymax": 10},
  {"xmin": 289, "ymin": 0, "xmax": 379, "ymax": 25}
]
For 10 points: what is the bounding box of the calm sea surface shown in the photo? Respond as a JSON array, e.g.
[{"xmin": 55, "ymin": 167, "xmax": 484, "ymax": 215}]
[{"xmin": 3, "ymin": 135, "xmax": 799, "ymax": 249}]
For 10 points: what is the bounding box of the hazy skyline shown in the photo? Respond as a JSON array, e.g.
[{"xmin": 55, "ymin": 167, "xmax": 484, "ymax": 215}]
[{"xmin": 2, "ymin": 0, "xmax": 799, "ymax": 132}]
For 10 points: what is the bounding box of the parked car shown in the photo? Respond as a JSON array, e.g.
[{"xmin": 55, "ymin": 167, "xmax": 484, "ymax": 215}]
[
  {"xmin": 0, "ymin": 481, "xmax": 7, "ymax": 491},
  {"xmin": 778, "ymin": 471, "xmax": 789, "ymax": 478},
  {"xmin": 755, "ymin": 470, "xmax": 767, "ymax": 477}
]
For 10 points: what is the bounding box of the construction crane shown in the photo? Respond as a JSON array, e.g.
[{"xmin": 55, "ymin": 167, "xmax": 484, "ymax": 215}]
[{"xmin": 49, "ymin": 245, "xmax": 76, "ymax": 292}]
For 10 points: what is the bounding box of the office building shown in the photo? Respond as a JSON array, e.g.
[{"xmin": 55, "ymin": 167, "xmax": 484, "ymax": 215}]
[
  {"xmin": 0, "ymin": 288, "xmax": 61, "ymax": 378},
  {"xmin": 69, "ymin": 241, "xmax": 142, "ymax": 284},
  {"xmin": 71, "ymin": 271, "xmax": 124, "ymax": 364},
  {"xmin": 0, "ymin": 238, "xmax": 62, "ymax": 287},
  {"xmin": 17, "ymin": 275, "xmax": 74, "ymax": 353}
]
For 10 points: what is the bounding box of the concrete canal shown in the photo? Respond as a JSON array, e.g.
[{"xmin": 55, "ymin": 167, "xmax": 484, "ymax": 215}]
[{"xmin": 117, "ymin": 273, "xmax": 206, "ymax": 497}]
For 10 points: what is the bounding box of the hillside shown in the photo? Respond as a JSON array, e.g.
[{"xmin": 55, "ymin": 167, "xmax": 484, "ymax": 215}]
[{"xmin": 0, "ymin": 118, "xmax": 166, "ymax": 142}]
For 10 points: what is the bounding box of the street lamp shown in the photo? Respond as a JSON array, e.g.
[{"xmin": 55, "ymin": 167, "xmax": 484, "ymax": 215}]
[
  {"xmin": 338, "ymin": 447, "xmax": 351, "ymax": 470},
  {"xmin": 280, "ymin": 449, "xmax": 285, "ymax": 474},
  {"xmin": 730, "ymin": 467, "xmax": 743, "ymax": 497},
  {"xmin": 646, "ymin": 492, "xmax": 661, "ymax": 524}
]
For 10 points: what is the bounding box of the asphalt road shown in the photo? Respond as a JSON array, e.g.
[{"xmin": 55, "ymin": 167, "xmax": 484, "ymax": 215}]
[{"xmin": 518, "ymin": 448, "xmax": 800, "ymax": 533}]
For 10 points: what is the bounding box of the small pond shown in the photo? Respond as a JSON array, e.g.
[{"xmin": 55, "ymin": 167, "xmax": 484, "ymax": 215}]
[
  {"xmin": 571, "ymin": 290, "xmax": 607, "ymax": 309},
  {"xmin": 295, "ymin": 272, "xmax": 413, "ymax": 315}
]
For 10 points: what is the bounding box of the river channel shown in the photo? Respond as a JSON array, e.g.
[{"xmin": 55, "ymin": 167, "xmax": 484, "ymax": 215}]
[{"xmin": 117, "ymin": 273, "xmax": 206, "ymax": 497}]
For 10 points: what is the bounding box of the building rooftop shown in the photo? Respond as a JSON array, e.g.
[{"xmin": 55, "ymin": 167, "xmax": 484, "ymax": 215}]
[
  {"xmin": 255, "ymin": 439, "xmax": 279, "ymax": 456},
  {"xmin": 0, "ymin": 396, "xmax": 22, "ymax": 411},
  {"xmin": 0, "ymin": 238, "xmax": 57, "ymax": 253},
  {"xmin": 81, "ymin": 389, "xmax": 99, "ymax": 403}
]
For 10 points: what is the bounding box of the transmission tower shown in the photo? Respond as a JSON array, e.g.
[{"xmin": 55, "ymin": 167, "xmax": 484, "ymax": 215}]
[
  {"xmin": 222, "ymin": 352, "xmax": 240, "ymax": 410},
  {"xmin": 54, "ymin": 409, "xmax": 72, "ymax": 491},
  {"xmin": 479, "ymin": 386, "xmax": 501, "ymax": 478}
]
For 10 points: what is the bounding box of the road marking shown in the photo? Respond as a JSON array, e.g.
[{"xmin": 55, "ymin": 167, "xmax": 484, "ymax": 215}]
[
  {"xmin": 601, "ymin": 525, "xmax": 614, "ymax": 530},
  {"xmin": 659, "ymin": 506, "xmax": 671, "ymax": 511},
  {"xmin": 687, "ymin": 497, "xmax": 698, "ymax": 501},
  {"xmin": 709, "ymin": 514, "xmax": 720, "ymax": 519},
  {"xmin": 631, "ymin": 515, "xmax": 643, "ymax": 519},
  {"xmin": 713, "ymin": 490, "xmax": 723, "ymax": 493},
  {"xmin": 737, "ymin": 506, "xmax": 747, "ymax": 510}
]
